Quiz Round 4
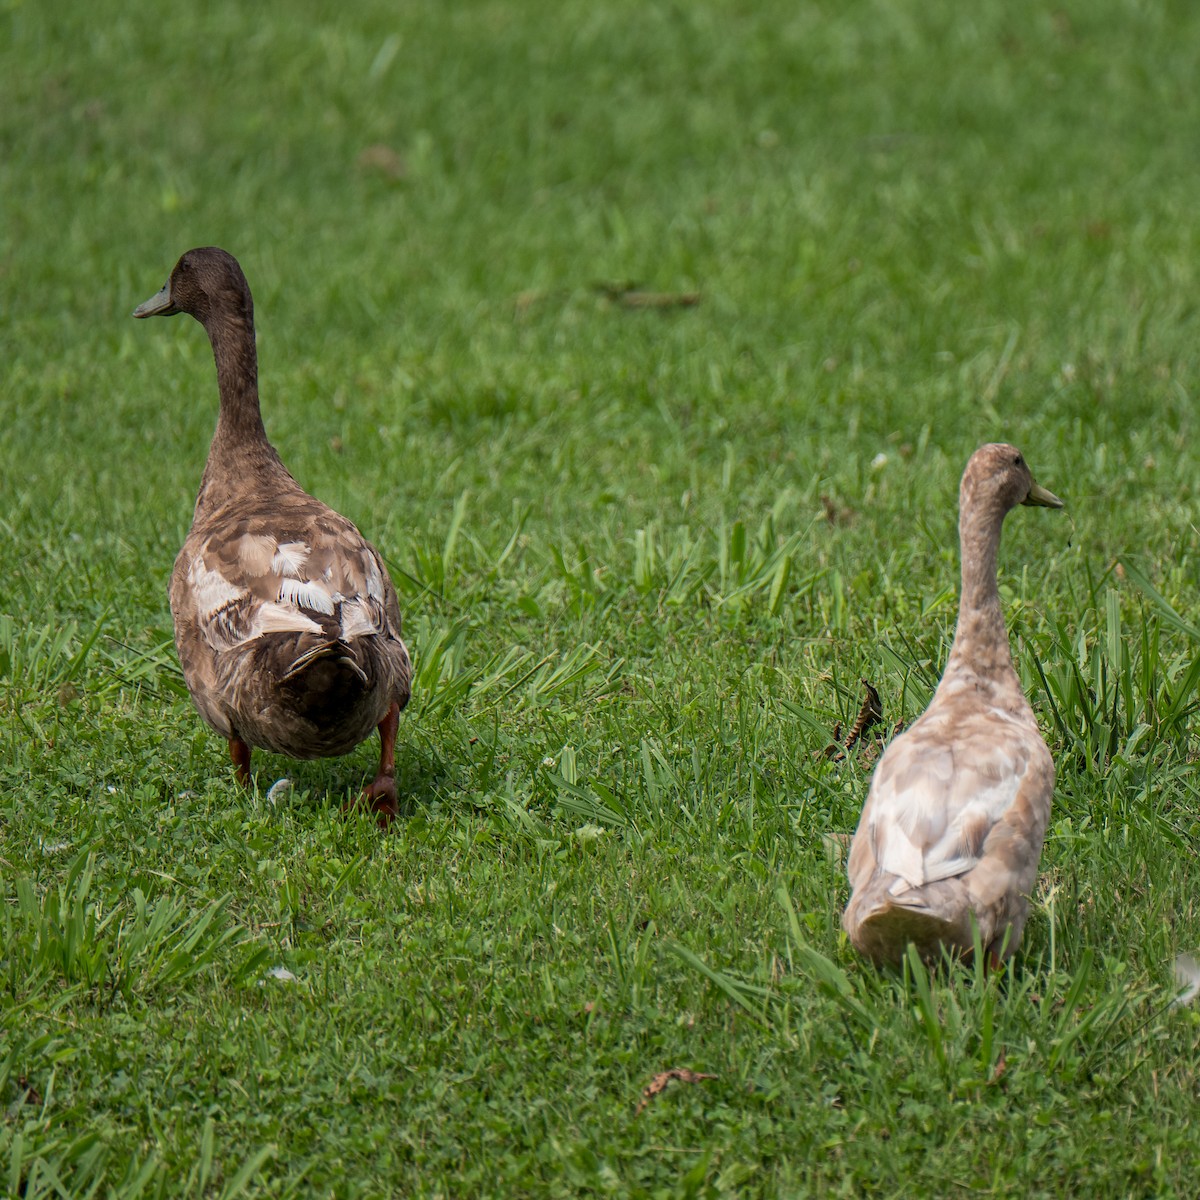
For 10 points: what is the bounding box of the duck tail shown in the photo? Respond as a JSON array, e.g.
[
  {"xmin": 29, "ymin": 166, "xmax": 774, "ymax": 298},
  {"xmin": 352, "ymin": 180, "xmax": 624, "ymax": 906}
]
[
  {"xmin": 843, "ymin": 884, "xmax": 971, "ymax": 967},
  {"xmin": 281, "ymin": 639, "xmax": 368, "ymax": 685}
]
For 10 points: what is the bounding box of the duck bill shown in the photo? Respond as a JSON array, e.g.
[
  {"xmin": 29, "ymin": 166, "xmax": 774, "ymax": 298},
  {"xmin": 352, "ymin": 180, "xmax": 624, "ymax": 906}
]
[
  {"xmin": 132, "ymin": 282, "xmax": 177, "ymax": 318},
  {"xmin": 1022, "ymin": 482, "xmax": 1064, "ymax": 509}
]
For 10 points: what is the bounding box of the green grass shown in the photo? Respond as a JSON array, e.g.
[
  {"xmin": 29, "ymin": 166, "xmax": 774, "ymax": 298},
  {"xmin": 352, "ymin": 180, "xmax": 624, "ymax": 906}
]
[{"xmin": 4, "ymin": 0, "xmax": 1200, "ymax": 1194}]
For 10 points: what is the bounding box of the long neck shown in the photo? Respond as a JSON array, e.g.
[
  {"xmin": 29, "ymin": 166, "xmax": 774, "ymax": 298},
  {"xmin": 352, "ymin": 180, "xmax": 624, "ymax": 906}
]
[
  {"xmin": 208, "ymin": 306, "xmax": 266, "ymax": 448},
  {"xmin": 946, "ymin": 496, "xmax": 1016, "ymax": 678},
  {"xmin": 194, "ymin": 306, "xmax": 286, "ymax": 508}
]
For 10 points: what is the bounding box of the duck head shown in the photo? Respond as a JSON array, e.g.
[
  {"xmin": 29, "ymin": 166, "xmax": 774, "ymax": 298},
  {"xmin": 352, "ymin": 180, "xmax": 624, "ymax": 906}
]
[
  {"xmin": 961, "ymin": 443, "xmax": 1064, "ymax": 514},
  {"xmin": 133, "ymin": 246, "xmax": 253, "ymax": 327}
]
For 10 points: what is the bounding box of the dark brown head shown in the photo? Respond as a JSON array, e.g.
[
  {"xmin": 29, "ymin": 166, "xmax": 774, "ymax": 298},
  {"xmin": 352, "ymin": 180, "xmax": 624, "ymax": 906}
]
[
  {"xmin": 960, "ymin": 443, "xmax": 1064, "ymax": 515},
  {"xmin": 133, "ymin": 247, "xmax": 253, "ymax": 328}
]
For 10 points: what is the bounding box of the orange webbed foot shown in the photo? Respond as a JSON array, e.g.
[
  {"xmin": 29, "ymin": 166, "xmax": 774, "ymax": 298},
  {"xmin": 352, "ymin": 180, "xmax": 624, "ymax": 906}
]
[
  {"xmin": 342, "ymin": 773, "xmax": 397, "ymax": 829},
  {"xmin": 341, "ymin": 702, "xmax": 401, "ymax": 829},
  {"xmin": 229, "ymin": 737, "xmax": 252, "ymax": 786}
]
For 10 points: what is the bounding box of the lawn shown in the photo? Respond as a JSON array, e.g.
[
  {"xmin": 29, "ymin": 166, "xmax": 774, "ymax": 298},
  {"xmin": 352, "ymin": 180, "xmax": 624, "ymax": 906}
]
[{"xmin": 3, "ymin": 0, "xmax": 1200, "ymax": 1195}]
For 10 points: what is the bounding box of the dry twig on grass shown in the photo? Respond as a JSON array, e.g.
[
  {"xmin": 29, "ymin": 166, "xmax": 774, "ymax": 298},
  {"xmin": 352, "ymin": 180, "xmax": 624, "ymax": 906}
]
[
  {"xmin": 593, "ymin": 281, "xmax": 701, "ymax": 309},
  {"xmin": 635, "ymin": 1068, "xmax": 718, "ymax": 1115}
]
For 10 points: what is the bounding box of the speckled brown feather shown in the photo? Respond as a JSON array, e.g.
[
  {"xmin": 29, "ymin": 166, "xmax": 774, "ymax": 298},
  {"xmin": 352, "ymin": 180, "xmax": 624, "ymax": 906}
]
[
  {"xmin": 843, "ymin": 444, "xmax": 1062, "ymax": 966},
  {"xmin": 138, "ymin": 248, "xmax": 411, "ymax": 778}
]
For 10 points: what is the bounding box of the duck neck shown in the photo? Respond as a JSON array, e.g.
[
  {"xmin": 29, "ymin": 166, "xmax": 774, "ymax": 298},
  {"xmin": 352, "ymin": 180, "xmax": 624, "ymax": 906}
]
[
  {"xmin": 207, "ymin": 306, "xmax": 267, "ymax": 449},
  {"xmin": 195, "ymin": 306, "xmax": 284, "ymax": 504},
  {"xmin": 946, "ymin": 497, "xmax": 1015, "ymax": 678}
]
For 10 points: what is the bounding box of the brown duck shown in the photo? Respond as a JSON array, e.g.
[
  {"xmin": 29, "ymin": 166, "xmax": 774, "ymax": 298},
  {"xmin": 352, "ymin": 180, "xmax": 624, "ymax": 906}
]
[
  {"xmin": 843, "ymin": 444, "xmax": 1063, "ymax": 967},
  {"xmin": 134, "ymin": 247, "xmax": 412, "ymax": 824}
]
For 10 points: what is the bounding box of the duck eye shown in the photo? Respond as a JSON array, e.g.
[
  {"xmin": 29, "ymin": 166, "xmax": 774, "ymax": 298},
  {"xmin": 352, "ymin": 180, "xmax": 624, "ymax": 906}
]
[{"xmin": 1013, "ymin": 454, "xmax": 1023, "ymax": 466}]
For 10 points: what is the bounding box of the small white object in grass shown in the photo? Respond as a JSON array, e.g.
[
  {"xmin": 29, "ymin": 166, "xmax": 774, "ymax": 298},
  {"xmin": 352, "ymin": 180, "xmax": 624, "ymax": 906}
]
[
  {"xmin": 177, "ymin": 790, "xmax": 196, "ymax": 800},
  {"xmin": 41, "ymin": 840, "xmax": 71, "ymax": 855},
  {"xmin": 870, "ymin": 453, "xmax": 888, "ymax": 471},
  {"xmin": 572, "ymin": 824, "xmax": 606, "ymax": 843},
  {"xmin": 1173, "ymin": 953, "xmax": 1200, "ymax": 1006},
  {"xmin": 265, "ymin": 965, "xmax": 298, "ymax": 983},
  {"xmin": 106, "ymin": 785, "xmax": 118, "ymax": 794},
  {"xmin": 541, "ymin": 757, "xmax": 556, "ymax": 769},
  {"xmin": 266, "ymin": 778, "xmax": 294, "ymax": 804}
]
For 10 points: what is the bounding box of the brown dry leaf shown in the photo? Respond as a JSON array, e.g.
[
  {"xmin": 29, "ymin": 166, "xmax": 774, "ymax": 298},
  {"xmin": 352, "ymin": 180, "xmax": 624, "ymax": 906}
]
[
  {"xmin": 815, "ymin": 745, "xmax": 840, "ymax": 762},
  {"xmin": 593, "ymin": 281, "xmax": 701, "ymax": 309},
  {"xmin": 991, "ymin": 1051, "xmax": 1008, "ymax": 1083},
  {"xmin": 843, "ymin": 680, "xmax": 882, "ymax": 752},
  {"xmin": 16, "ymin": 1076, "xmax": 41, "ymax": 1107},
  {"xmin": 617, "ymin": 290, "xmax": 701, "ymax": 309},
  {"xmin": 816, "ymin": 681, "xmax": 884, "ymax": 762},
  {"xmin": 813, "ymin": 720, "xmax": 843, "ymax": 762},
  {"xmin": 820, "ymin": 494, "xmax": 857, "ymax": 526},
  {"xmin": 857, "ymin": 718, "xmax": 906, "ymax": 767},
  {"xmin": 356, "ymin": 144, "xmax": 407, "ymax": 180},
  {"xmin": 635, "ymin": 1068, "xmax": 717, "ymax": 1115},
  {"xmin": 857, "ymin": 742, "xmax": 881, "ymax": 768},
  {"xmin": 593, "ymin": 279, "xmax": 642, "ymax": 299},
  {"xmin": 513, "ymin": 289, "xmax": 545, "ymax": 315},
  {"xmin": 1052, "ymin": 10, "xmax": 1075, "ymax": 39}
]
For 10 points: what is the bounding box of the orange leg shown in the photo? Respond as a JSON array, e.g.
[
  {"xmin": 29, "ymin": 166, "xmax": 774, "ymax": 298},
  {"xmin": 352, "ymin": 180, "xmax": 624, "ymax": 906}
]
[
  {"xmin": 229, "ymin": 737, "xmax": 252, "ymax": 786},
  {"xmin": 352, "ymin": 702, "xmax": 400, "ymax": 827}
]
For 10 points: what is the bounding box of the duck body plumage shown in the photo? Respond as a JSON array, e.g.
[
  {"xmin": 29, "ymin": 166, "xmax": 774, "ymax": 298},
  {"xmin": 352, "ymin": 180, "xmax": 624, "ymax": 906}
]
[
  {"xmin": 136, "ymin": 247, "xmax": 411, "ymax": 818},
  {"xmin": 170, "ymin": 485, "xmax": 411, "ymax": 761},
  {"xmin": 842, "ymin": 444, "xmax": 1063, "ymax": 967},
  {"xmin": 843, "ymin": 654, "xmax": 1054, "ymax": 965}
]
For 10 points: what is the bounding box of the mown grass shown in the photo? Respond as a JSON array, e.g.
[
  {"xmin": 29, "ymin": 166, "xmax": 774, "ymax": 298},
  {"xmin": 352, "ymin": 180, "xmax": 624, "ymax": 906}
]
[{"xmin": 3, "ymin": 0, "xmax": 1200, "ymax": 1195}]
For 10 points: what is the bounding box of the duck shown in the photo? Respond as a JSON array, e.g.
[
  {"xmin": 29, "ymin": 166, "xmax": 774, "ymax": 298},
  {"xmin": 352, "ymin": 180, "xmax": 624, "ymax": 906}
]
[
  {"xmin": 133, "ymin": 247, "xmax": 412, "ymax": 824},
  {"xmin": 842, "ymin": 443, "xmax": 1063, "ymax": 967}
]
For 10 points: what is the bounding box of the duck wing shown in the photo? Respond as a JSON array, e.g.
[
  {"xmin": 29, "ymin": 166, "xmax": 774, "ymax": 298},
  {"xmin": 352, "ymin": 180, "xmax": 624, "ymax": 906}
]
[
  {"xmin": 172, "ymin": 507, "xmax": 401, "ymax": 656},
  {"xmin": 850, "ymin": 705, "xmax": 1051, "ymax": 897}
]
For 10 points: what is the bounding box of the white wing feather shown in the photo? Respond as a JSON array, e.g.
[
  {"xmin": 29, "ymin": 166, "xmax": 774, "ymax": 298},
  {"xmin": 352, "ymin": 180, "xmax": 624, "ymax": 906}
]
[
  {"xmin": 869, "ymin": 733, "xmax": 1026, "ymax": 890},
  {"xmin": 272, "ymin": 542, "xmax": 310, "ymax": 576},
  {"xmin": 189, "ymin": 532, "xmax": 392, "ymax": 651},
  {"xmin": 338, "ymin": 598, "xmax": 383, "ymax": 640},
  {"xmin": 190, "ymin": 558, "xmax": 245, "ymax": 618},
  {"xmin": 278, "ymin": 576, "xmax": 335, "ymax": 614}
]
